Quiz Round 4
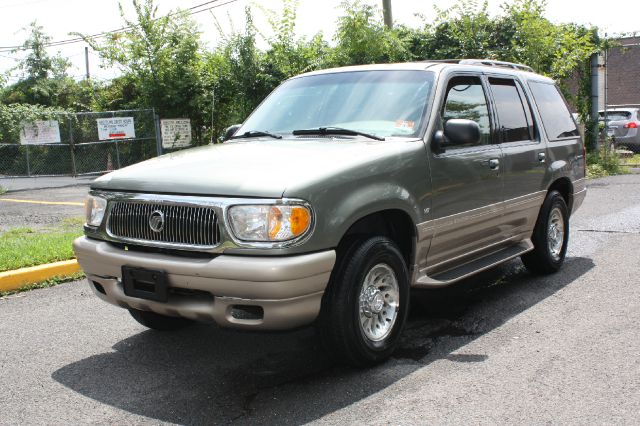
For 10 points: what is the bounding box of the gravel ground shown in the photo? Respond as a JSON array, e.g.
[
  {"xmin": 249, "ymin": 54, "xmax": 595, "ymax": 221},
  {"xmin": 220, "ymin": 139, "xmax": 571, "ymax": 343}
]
[{"xmin": 0, "ymin": 174, "xmax": 639, "ymax": 425}]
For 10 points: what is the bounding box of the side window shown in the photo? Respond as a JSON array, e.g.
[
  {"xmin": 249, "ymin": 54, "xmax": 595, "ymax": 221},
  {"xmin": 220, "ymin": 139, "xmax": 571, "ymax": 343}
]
[
  {"xmin": 489, "ymin": 78, "xmax": 534, "ymax": 143},
  {"xmin": 528, "ymin": 81, "xmax": 580, "ymax": 140},
  {"xmin": 441, "ymin": 76, "xmax": 491, "ymax": 146}
]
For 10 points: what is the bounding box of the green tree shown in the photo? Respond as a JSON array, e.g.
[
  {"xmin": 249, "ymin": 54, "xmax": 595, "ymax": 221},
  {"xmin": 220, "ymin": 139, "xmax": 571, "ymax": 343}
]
[
  {"xmin": 80, "ymin": 0, "xmax": 208, "ymax": 140},
  {"xmin": 332, "ymin": 0, "xmax": 412, "ymax": 66},
  {"xmin": 1, "ymin": 22, "xmax": 88, "ymax": 109}
]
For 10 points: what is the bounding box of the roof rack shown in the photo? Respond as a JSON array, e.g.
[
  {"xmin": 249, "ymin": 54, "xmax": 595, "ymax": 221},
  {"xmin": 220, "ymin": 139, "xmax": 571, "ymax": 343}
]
[{"xmin": 424, "ymin": 59, "xmax": 534, "ymax": 73}]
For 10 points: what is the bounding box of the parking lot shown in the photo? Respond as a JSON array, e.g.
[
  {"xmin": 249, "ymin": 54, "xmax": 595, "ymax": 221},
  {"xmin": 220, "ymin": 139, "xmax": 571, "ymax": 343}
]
[{"xmin": 1, "ymin": 174, "xmax": 639, "ymax": 424}]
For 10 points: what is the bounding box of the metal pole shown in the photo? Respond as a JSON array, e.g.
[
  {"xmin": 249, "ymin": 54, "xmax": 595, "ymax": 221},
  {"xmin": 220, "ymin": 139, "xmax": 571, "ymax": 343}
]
[
  {"xmin": 84, "ymin": 46, "xmax": 90, "ymax": 80},
  {"xmin": 69, "ymin": 115, "xmax": 77, "ymax": 176},
  {"xmin": 604, "ymin": 41, "xmax": 609, "ymax": 155},
  {"xmin": 590, "ymin": 53, "xmax": 599, "ymax": 152},
  {"xmin": 382, "ymin": 0, "xmax": 392, "ymax": 29},
  {"xmin": 25, "ymin": 144, "xmax": 31, "ymax": 176},
  {"xmin": 153, "ymin": 109, "xmax": 163, "ymax": 156}
]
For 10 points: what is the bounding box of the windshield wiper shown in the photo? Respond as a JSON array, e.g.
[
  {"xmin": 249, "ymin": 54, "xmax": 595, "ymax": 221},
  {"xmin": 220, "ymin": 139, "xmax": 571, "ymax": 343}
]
[
  {"xmin": 292, "ymin": 127, "xmax": 385, "ymax": 141},
  {"xmin": 231, "ymin": 130, "xmax": 282, "ymax": 139}
]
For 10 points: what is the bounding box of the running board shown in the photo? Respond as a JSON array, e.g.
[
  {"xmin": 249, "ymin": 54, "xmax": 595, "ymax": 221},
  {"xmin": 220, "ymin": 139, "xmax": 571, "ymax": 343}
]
[{"xmin": 413, "ymin": 240, "xmax": 534, "ymax": 288}]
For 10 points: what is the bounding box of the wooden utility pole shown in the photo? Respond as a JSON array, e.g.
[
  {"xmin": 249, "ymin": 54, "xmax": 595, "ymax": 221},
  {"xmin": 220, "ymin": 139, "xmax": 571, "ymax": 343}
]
[
  {"xmin": 382, "ymin": 0, "xmax": 392, "ymax": 29},
  {"xmin": 84, "ymin": 46, "xmax": 90, "ymax": 80}
]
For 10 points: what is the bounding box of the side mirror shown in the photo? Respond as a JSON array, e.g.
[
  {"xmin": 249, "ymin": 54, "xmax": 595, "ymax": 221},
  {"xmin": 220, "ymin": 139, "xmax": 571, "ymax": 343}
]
[
  {"xmin": 432, "ymin": 119, "xmax": 481, "ymax": 153},
  {"xmin": 223, "ymin": 124, "xmax": 242, "ymax": 142}
]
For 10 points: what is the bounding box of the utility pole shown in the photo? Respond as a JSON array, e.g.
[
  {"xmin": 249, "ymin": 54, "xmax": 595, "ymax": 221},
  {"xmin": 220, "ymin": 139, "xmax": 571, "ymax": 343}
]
[
  {"xmin": 382, "ymin": 0, "xmax": 392, "ymax": 29},
  {"xmin": 84, "ymin": 46, "xmax": 90, "ymax": 80}
]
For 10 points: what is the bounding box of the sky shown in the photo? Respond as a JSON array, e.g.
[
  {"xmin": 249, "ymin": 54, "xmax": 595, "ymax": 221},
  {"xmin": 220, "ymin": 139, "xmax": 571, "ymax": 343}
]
[{"xmin": 0, "ymin": 0, "xmax": 636, "ymax": 83}]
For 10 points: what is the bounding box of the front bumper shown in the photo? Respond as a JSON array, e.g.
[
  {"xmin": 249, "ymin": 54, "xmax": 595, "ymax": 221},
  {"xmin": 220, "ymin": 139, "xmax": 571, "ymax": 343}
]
[{"xmin": 73, "ymin": 237, "xmax": 336, "ymax": 330}]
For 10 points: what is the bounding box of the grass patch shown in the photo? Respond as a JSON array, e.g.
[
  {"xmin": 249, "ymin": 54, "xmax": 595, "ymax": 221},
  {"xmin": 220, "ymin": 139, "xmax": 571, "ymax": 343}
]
[
  {"xmin": 0, "ymin": 217, "xmax": 84, "ymax": 272},
  {"xmin": 0, "ymin": 186, "xmax": 6, "ymax": 195},
  {"xmin": 0, "ymin": 272, "xmax": 85, "ymax": 298},
  {"xmin": 624, "ymin": 153, "xmax": 640, "ymax": 165}
]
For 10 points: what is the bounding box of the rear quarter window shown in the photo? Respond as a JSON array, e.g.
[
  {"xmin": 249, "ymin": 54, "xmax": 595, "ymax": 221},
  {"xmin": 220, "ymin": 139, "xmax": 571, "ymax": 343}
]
[{"xmin": 528, "ymin": 81, "xmax": 579, "ymax": 140}]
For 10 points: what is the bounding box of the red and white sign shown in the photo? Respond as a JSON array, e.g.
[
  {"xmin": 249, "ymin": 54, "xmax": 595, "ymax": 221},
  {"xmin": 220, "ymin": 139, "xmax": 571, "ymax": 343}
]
[{"xmin": 96, "ymin": 117, "xmax": 135, "ymax": 141}]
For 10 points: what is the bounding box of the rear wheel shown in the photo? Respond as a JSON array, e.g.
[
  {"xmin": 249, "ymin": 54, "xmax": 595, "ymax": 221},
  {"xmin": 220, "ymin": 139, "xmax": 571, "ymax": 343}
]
[
  {"xmin": 128, "ymin": 309, "xmax": 194, "ymax": 331},
  {"xmin": 521, "ymin": 190, "xmax": 569, "ymax": 274},
  {"xmin": 317, "ymin": 236, "xmax": 410, "ymax": 367}
]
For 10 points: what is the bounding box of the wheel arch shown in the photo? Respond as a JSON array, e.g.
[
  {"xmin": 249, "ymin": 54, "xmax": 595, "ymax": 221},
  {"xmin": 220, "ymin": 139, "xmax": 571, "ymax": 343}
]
[
  {"xmin": 547, "ymin": 177, "xmax": 574, "ymax": 213},
  {"xmin": 336, "ymin": 209, "xmax": 417, "ymax": 273}
]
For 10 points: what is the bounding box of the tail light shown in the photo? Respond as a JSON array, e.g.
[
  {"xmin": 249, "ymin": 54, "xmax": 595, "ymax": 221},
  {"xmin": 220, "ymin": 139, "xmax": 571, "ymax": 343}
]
[{"xmin": 624, "ymin": 122, "xmax": 638, "ymax": 128}]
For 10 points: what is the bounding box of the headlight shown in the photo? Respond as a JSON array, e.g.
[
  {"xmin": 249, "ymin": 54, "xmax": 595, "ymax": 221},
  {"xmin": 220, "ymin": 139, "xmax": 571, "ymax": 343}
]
[
  {"xmin": 228, "ymin": 204, "xmax": 312, "ymax": 242},
  {"xmin": 84, "ymin": 195, "xmax": 107, "ymax": 227}
]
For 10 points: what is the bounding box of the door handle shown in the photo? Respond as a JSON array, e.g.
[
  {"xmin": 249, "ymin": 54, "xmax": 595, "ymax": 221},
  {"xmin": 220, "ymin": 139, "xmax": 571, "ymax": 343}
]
[
  {"xmin": 538, "ymin": 152, "xmax": 546, "ymax": 163},
  {"xmin": 489, "ymin": 158, "xmax": 500, "ymax": 170}
]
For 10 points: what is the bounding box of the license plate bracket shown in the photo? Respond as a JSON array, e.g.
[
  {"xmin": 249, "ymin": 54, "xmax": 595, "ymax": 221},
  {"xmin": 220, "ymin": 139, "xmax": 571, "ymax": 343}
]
[{"xmin": 122, "ymin": 266, "xmax": 169, "ymax": 303}]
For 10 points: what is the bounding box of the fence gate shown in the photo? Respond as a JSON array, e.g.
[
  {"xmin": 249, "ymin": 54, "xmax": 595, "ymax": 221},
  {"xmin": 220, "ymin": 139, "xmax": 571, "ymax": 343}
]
[{"xmin": 0, "ymin": 109, "xmax": 162, "ymax": 177}]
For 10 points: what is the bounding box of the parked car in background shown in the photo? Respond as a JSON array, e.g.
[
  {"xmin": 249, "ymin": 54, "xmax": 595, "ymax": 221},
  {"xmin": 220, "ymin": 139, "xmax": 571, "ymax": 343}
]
[{"xmin": 599, "ymin": 107, "xmax": 640, "ymax": 152}]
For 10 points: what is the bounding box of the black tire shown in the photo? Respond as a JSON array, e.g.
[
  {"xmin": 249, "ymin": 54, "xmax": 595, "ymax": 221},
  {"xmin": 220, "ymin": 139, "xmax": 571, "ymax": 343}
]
[
  {"xmin": 521, "ymin": 190, "xmax": 569, "ymax": 275},
  {"xmin": 317, "ymin": 236, "xmax": 410, "ymax": 367},
  {"xmin": 128, "ymin": 308, "xmax": 194, "ymax": 331}
]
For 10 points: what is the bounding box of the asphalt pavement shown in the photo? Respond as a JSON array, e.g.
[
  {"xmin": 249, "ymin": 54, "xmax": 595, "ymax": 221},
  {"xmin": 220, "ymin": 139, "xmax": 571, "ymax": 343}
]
[
  {"xmin": 0, "ymin": 186, "xmax": 87, "ymax": 231},
  {"xmin": 0, "ymin": 175, "xmax": 639, "ymax": 425}
]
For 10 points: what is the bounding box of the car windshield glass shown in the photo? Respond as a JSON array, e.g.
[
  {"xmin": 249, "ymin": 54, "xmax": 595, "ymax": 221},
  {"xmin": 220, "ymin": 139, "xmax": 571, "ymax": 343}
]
[
  {"xmin": 599, "ymin": 111, "xmax": 632, "ymax": 121},
  {"xmin": 237, "ymin": 70, "xmax": 435, "ymax": 139}
]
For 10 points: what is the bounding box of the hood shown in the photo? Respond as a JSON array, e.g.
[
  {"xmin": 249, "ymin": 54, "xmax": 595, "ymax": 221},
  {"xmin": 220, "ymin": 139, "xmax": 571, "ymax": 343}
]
[{"xmin": 91, "ymin": 137, "xmax": 422, "ymax": 198}]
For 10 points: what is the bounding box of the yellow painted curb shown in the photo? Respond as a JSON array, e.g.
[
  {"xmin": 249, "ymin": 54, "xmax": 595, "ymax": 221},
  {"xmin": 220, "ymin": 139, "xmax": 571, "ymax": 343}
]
[{"xmin": 0, "ymin": 260, "xmax": 81, "ymax": 292}]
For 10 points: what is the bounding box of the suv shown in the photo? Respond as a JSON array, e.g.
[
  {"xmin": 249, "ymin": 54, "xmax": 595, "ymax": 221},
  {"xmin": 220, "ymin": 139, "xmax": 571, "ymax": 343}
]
[
  {"xmin": 599, "ymin": 107, "xmax": 640, "ymax": 152},
  {"xmin": 74, "ymin": 59, "xmax": 586, "ymax": 366}
]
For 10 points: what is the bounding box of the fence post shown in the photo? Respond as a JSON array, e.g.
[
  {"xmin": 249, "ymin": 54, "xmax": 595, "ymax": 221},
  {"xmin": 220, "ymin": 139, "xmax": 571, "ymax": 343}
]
[
  {"xmin": 68, "ymin": 115, "xmax": 77, "ymax": 177},
  {"xmin": 153, "ymin": 109, "xmax": 163, "ymax": 156},
  {"xmin": 25, "ymin": 144, "xmax": 31, "ymax": 176}
]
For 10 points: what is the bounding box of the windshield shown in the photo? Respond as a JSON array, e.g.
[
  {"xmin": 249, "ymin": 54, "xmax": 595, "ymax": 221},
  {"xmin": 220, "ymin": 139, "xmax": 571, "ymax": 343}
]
[{"xmin": 238, "ymin": 70, "xmax": 435, "ymax": 139}]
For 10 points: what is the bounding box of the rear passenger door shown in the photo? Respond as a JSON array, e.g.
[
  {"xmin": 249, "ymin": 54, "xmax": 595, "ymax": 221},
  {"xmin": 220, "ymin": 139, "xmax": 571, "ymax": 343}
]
[
  {"xmin": 426, "ymin": 74, "xmax": 504, "ymax": 272},
  {"xmin": 486, "ymin": 76, "xmax": 546, "ymax": 241}
]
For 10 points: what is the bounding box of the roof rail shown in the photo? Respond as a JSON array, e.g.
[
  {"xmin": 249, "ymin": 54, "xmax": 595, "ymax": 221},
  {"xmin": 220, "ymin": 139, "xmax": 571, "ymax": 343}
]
[{"xmin": 424, "ymin": 59, "xmax": 534, "ymax": 73}]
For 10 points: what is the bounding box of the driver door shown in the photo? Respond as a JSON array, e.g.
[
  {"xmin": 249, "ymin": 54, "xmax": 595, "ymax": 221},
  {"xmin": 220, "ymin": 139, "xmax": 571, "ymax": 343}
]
[{"xmin": 426, "ymin": 74, "xmax": 504, "ymax": 273}]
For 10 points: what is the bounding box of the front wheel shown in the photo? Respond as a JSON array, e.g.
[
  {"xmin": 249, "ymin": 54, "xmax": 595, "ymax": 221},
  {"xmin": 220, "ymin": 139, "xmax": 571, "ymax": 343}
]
[
  {"xmin": 317, "ymin": 236, "xmax": 410, "ymax": 367},
  {"xmin": 521, "ymin": 190, "xmax": 569, "ymax": 274}
]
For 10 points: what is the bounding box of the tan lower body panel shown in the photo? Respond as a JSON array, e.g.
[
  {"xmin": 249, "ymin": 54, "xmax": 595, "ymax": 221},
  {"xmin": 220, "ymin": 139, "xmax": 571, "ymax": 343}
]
[
  {"xmin": 413, "ymin": 191, "xmax": 546, "ymax": 284},
  {"xmin": 73, "ymin": 237, "xmax": 336, "ymax": 330}
]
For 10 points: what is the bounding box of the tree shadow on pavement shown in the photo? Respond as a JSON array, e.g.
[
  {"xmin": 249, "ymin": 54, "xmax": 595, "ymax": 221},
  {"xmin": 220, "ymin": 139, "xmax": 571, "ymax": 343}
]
[{"xmin": 52, "ymin": 256, "xmax": 594, "ymax": 425}]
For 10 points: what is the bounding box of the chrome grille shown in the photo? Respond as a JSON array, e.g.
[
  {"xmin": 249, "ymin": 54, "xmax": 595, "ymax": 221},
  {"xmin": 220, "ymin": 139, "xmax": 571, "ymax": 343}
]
[{"xmin": 106, "ymin": 201, "xmax": 219, "ymax": 248}]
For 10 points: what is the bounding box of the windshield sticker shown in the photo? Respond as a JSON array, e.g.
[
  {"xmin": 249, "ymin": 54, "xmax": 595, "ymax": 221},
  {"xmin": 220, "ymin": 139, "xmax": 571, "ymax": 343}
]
[{"xmin": 395, "ymin": 120, "xmax": 415, "ymax": 130}]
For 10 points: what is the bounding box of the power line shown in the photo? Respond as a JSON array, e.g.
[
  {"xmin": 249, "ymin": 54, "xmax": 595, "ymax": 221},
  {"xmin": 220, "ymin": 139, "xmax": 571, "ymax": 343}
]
[{"xmin": 0, "ymin": 0, "xmax": 242, "ymax": 53}]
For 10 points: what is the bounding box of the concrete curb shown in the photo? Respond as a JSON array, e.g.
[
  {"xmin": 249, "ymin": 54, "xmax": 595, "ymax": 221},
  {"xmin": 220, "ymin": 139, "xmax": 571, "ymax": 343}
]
[{"xmin": 0, "ymin": 260, "xmax": 81, "ymax": 292}]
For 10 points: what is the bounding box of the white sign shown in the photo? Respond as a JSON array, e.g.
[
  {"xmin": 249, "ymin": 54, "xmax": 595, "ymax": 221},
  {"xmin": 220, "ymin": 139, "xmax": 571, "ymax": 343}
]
[
  {"xmin": 96, "ymin": 117, "xmax": 135, "ymax": 140},
  {"xmin": 20, "ymin": 120, "xmax": 61, "ymax": 145},
  {"xmin": 161, "ymin": 119, "xmax": 192, "ymax": 148}
]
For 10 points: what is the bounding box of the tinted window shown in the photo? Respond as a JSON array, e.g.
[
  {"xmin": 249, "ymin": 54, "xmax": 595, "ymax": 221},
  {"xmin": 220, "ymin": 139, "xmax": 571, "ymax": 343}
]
[
  {"xmin": 441, "ymin": 76, "xmax": 491, "ymax": 146},
  {"xmin": 529, "ymin": 82, "xmax": 579, "ymax": 140},
  {"xmin": 490, "ymin": 78, "xmax": 532, "ymax": 142}
]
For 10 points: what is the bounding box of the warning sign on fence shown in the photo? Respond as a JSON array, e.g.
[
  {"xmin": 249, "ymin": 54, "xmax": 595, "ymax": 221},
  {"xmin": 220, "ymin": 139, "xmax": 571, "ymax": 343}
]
[
  {"xmin": 96, "ymin": 117, "xmax": 136, "ymax": 140},
  {"xmin": 20, "ymin": 120, "xmax": 61, "ymax": 145},
  {"xmin": 161, "ymin": 119, "xmax": 192, "ymax": 149}
]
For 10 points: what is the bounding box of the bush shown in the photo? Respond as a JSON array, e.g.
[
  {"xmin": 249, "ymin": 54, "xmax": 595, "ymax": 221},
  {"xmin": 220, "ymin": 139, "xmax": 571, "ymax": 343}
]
[{"xmin": 587, "ymin": 144, "xmax": 627, "ymax": 178}]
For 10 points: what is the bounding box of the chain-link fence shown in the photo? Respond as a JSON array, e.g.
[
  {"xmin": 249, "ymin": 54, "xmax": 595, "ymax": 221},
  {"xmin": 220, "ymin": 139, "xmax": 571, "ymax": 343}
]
[{"xmin": 0, "ymin": 109, "xmax": 162, "ymax": 177}]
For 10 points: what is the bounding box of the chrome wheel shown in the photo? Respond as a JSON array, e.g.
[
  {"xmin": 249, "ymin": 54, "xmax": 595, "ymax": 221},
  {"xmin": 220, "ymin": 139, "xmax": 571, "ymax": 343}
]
[
  {"xmin": 358, "ymin": 263, "xmax": 399, "ymax": 342},
  {"xmin": 547, "ymin": 207, "xmax": 565, "ymax": 261}
]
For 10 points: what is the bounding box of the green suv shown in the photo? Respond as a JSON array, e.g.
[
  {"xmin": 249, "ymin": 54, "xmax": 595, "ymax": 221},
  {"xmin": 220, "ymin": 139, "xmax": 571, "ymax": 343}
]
[{"xmin": 75, "ymin": 59, "xmax": 586, "ymax": 366}]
